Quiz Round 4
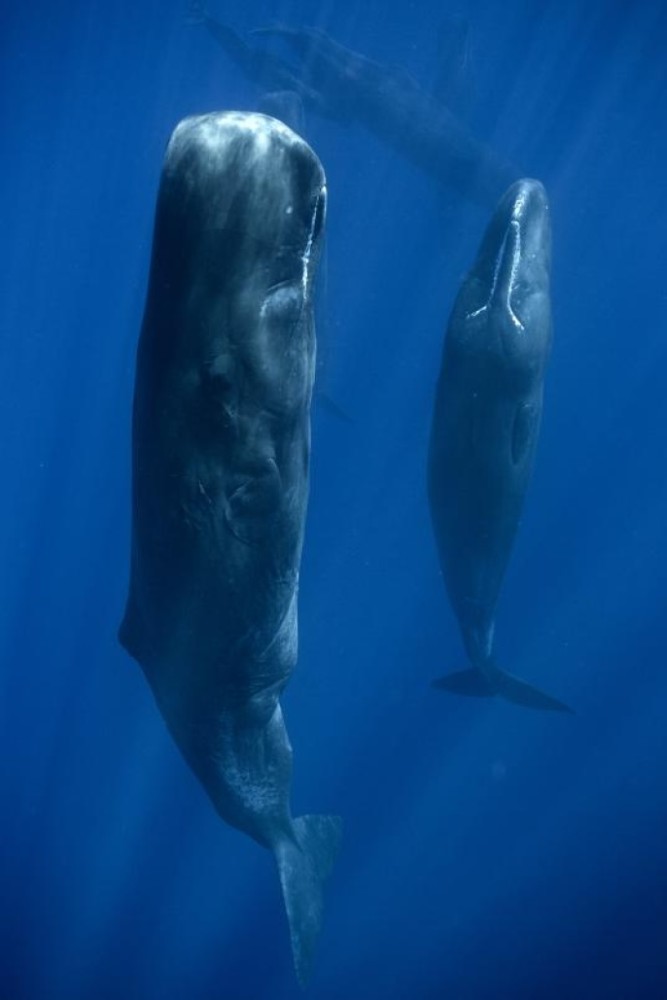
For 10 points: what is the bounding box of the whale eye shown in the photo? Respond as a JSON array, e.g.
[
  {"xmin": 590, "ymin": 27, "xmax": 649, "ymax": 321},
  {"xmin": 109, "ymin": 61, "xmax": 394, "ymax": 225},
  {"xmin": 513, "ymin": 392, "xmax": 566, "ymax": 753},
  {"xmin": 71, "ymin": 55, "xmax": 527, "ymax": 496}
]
[
  {"xmin": 197, "ymin": 355, "xmax": 237, "ymax": 433},
  {"xmin": 201, "ymin": 354, "xmax": 234, "ymax": 393},
  {"xmin": 262, "ymin": 281, "xmax": 304, "ymax": 324}
]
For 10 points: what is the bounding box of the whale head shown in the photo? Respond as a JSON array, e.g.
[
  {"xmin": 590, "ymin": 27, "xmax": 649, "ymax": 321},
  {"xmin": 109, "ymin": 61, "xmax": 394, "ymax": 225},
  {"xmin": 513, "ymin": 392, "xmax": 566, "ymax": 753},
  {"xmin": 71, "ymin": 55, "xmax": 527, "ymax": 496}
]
[
  {"xmin": 142, "ymin": 113, "xmax": 327, "ymax": 561},
  {"xmin": 451, "ymin": 178, "xmax": 552, "ymax": 376}
]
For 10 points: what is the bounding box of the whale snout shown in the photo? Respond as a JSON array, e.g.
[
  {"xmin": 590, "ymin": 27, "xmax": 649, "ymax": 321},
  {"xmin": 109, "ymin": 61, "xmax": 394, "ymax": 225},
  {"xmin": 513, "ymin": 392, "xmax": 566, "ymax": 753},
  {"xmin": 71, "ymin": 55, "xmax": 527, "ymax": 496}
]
[
  {"xmin": 455, "ymin": 178, "xmax": 552, "ymax": 366},
  {"xmin": 502, "ymin": 178, "xmax": 551, "ymax": 271},
  {"xmin": 465, "ymin": 178, "xmax": 551, "ymax": 328}
]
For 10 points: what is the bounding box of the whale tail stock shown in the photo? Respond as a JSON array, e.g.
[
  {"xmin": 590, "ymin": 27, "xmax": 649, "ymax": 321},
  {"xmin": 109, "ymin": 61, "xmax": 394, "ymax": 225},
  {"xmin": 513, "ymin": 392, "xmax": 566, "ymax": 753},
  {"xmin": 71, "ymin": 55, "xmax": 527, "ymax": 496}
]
[
  {"xmin": 433, "ymin": 659, "xmax": 573, "ymax": 713},
  {"xmin": 274, "ymin": 813, "xmax": 342, "ymax": 986}
]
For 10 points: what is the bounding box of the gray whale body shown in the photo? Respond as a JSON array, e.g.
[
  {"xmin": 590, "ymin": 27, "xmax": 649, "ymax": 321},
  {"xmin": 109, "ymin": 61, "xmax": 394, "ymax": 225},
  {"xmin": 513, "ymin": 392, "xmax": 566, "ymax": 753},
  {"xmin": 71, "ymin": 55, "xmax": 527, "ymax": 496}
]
[
  {"xmin": 119, "ymin": 111, "xmax": 340, "ymax": 983},
  {"xmin": 428, "ymin": 178, "xmax": 571, "ymax": 712}
]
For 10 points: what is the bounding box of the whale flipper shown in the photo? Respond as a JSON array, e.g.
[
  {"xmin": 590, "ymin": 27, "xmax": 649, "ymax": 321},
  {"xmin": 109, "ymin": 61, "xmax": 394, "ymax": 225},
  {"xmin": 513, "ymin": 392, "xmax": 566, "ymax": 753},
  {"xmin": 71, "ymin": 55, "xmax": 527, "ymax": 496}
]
[
  {"xmin": 433, "ymin": 663, "xmax": 572, "ymax": 713},
  {"xmin": 432, "ymin": 16, "xmax": 476, "ymax": 121},
  {"xmin": 275, "ymin": 814, "xmax": 342, "ymax": 986}
]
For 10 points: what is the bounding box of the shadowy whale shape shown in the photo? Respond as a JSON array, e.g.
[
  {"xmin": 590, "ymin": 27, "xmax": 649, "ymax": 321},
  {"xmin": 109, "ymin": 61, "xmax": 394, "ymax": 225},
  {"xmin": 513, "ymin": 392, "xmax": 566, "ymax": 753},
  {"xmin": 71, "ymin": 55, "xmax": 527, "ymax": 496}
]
[
  {"xmin": 257, "ymin": 89, "xmax": 306, "ymax": 135},
  {"xmin": 431, "ymin": 15, "xmax": 476, "ymax": 121},
  {"xmin": 428, "ymin": 179, "xmax": 571, "ymax": 712},
  {"xmin": 191, "ymin": 6, "xmax": 518, "ymax": 208},
  {"xmin": 118, "ymin": 111, "xmax": 340, "ymax": 983}
]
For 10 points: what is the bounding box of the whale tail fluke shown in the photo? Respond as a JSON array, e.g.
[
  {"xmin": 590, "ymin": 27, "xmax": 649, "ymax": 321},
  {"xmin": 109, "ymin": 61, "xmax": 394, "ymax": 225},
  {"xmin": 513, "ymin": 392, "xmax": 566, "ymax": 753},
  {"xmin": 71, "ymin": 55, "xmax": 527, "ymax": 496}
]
[
  {"xmin": 433, "ymin": 662, "xmax": 573, "ymax": 713},
  {"xmin": 432, "ymin": 667, "xmax": 496, "ymax": 697},
  {"xmin": 275, "ymin": 813, "xmax": 342, "ymax": 986}
]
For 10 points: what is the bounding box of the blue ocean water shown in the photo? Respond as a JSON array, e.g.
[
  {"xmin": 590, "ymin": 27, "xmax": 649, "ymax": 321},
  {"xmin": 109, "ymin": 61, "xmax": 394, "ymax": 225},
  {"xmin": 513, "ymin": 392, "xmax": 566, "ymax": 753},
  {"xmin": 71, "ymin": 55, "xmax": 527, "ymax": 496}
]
[{"xmin": 2, "ymin": 1, "xmax": 667, "ymax": 998}]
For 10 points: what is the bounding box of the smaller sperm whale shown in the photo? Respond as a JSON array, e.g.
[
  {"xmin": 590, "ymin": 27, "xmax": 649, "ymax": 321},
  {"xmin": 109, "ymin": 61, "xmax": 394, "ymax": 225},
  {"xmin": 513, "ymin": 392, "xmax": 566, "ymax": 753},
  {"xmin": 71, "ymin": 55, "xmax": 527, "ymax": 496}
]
[{"xmin": 428, "ymin": 179, "xmax": 571, "ymax": 712}]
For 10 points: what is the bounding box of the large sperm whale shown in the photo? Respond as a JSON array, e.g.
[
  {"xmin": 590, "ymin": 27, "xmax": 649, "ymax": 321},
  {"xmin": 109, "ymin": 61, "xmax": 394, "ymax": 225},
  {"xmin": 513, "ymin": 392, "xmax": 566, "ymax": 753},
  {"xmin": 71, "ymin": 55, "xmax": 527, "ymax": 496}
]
[
  {"xmin": 118, "ymin": 111, "xmax": 341, "ymax": 984},
  {"xmin": 428, "ymin": 178, "xmax": 571, "ymax": 712}
]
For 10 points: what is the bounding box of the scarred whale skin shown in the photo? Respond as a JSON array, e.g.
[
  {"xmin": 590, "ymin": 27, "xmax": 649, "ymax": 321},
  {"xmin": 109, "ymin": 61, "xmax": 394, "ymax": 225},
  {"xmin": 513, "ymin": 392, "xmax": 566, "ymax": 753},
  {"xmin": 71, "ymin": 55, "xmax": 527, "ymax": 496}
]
[
  {"xmin": 119, "ymin": 111, "xmax": 340, "ymax": 984},
  {"xmin": 428, "ymin": 178, "xmax": 571, "ymax": 712}
]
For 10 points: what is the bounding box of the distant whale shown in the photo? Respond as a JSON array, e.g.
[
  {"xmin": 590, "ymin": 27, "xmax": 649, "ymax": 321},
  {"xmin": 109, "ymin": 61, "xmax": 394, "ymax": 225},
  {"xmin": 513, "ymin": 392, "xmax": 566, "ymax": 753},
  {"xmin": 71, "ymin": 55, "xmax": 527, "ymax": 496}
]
[
  {"xmin": 190, "ymin": 7, "xmax": 517, "ymax": 208},
  {"xmin": 118, "ymin": 111, "xmax": 341, "ymax": 983},
  {"xmin": 251, "ymin": 24, "xmax": 517, "ymax": 208},
  {"xmin": 257, "ymin": 89, "xmax": 306, "ymax": 135},
  {"xmin": 428, "ymin": 179, "xmax": 571, "ymax": 712}
]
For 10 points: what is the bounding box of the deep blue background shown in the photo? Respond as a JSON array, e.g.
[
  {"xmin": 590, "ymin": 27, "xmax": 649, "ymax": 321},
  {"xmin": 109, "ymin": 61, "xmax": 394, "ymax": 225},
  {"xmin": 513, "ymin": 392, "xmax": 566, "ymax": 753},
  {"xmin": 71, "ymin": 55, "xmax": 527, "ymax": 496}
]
[{"xmin": 2, "ymin": 1, "xmax": 667, "ymax": 998}]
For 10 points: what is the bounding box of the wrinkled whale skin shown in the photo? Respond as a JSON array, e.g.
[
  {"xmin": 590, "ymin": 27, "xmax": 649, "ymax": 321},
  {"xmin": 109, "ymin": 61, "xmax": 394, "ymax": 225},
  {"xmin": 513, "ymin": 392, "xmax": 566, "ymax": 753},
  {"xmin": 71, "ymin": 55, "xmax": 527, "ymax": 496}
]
[{"xmin": 119, "ymin": 111, "xmax": 339, "ymax": 984}]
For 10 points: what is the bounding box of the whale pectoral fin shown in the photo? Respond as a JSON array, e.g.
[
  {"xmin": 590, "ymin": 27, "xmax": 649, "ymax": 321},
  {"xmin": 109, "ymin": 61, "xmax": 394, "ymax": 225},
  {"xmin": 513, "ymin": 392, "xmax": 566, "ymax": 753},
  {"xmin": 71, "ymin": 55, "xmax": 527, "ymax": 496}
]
[
  {"xmin": 432, "ymin": 16, "xmax": 475, "ymax": 120},
  {"xmin": 432, "ymin": 668, "xmax": 496, "ymax": 696},
  {"xmin": 275, "ymin": 814, "xmax": 342, "ymax": 986}
]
